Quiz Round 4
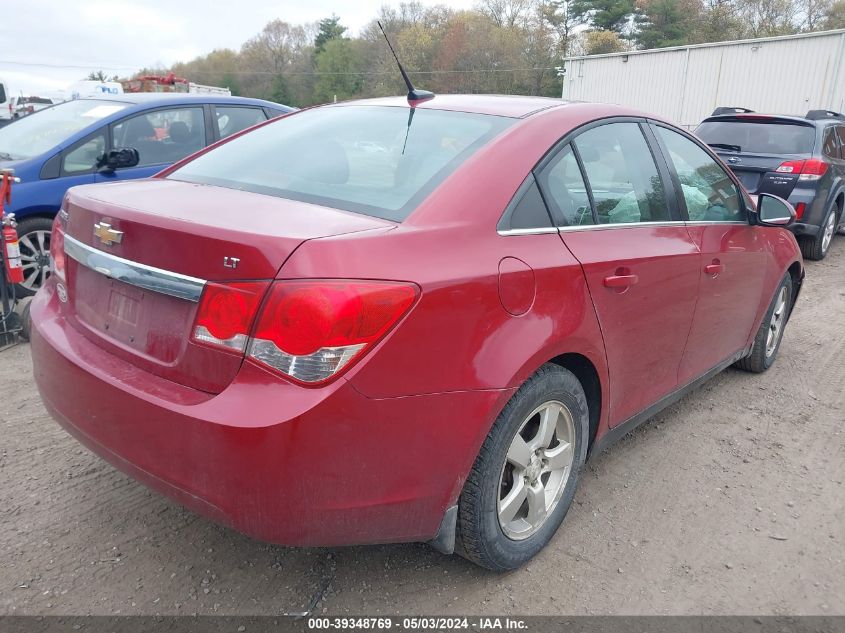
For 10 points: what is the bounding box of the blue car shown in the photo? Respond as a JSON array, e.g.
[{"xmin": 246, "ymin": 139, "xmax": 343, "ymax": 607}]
[{"xmin": 0, "ymin": 93, "xmax": 293, "ymax": 294}]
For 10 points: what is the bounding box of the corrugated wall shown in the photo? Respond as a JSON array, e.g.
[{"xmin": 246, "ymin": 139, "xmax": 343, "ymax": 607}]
[{"xmin": 563, "ymin": 30, "xmax": 845, "ymax": 129}]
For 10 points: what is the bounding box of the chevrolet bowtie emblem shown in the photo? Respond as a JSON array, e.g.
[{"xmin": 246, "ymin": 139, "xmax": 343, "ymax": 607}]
[{"xmin": 93, "ymin": 222, "xmax": 123, "ymax": 247}]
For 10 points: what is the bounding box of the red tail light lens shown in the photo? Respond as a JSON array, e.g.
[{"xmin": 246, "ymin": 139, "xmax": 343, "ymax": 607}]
[
  {"xmin": 49, "ymin": 211, "xmax": 67, "ymax": 282},
  {"xmin": 794, "ymin": 202, "xmax": 806, "ymax": 219},
  {"xmin": 775, "ymin": 158, "xmax": 828, "ymax": 181},
  {"xmin": 247, "ymin": 280, "xmax": 417, "ymax": 384},
  {"xmin": 192, "ymin": 281, "xmax": 269, "ymax": 353},
  {"xmin": 798, "ymin": 158, "xmax": 828, "ymax": 181}
]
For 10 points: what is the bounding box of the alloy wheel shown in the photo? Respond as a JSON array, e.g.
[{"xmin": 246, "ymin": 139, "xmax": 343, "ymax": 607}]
[
  {"xmin": 18, "ymin": 230, "xmax": 51, "ymax": 292},
  {"xmin": 765, "ymin": 286, "xmax": 788, "ymax": 358},
  {"xmin": 498, "ymin": 400, "xmax": 576, "ymax": 540},
  {"xmin": 821, "ymin": 212, "xmax": 836, "ymax": 255}
]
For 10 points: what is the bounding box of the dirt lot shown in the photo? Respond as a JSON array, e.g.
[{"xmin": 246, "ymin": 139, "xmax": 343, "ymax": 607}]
[{"xmin": 1, "ymin": 240, "xmax": 843, "ymax": 617}]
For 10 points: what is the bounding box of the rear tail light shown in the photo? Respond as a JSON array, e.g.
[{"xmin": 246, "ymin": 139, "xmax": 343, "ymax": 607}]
[
  {"xmin": 794, "ymin": 202, "xmax": 806, "ymax": 219},
  {"xmin": 775, "ymin": 158, "xmax": 828, "ymax": 181},
  {"xmin": 192, "ymin": 282, "xmax": 270, "ymax": 353},
  {"xmin": 49, "ymin": 210, "xmax": 67, "ymax": 281},
  {"xmin": 247, "ymin": 280, "xmax": 417, "ymax": 384}
]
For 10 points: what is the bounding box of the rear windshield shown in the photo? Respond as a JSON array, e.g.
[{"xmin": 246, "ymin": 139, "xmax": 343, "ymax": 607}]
[
  {"xmin": 696, "ymin": 120, "xmax": 815, "ymax": 155},
  {"xmin": 169, "ymin": 105, "xmax": 513, "ymax": 221}
]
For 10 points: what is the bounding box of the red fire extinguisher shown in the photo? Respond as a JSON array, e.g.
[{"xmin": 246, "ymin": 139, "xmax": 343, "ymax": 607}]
[{"xmin": 1, "ymin": 169, "xmax": 24, "ymax": 285}]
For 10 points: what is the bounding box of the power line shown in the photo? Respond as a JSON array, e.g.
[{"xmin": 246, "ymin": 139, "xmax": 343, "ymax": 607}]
[{"xmin": 0, "ymin": 59, "xmax": 559, "ymax": 76}]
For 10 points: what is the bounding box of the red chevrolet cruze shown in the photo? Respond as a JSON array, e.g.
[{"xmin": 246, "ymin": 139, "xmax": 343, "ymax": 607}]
[{"xmin": 31, "ymin": 95, "xmax": 803, "ymax": 570}]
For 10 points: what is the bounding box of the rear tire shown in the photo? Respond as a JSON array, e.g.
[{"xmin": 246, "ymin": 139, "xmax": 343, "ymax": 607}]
[
  {"xmin": 456, "ymin": 364, "xmax": 589, "ymax": 571},
  {"xmin": 800, "ymin": 206, "xmax": 837, "ymax": 261},
  {"xmin": 736, "ymin": 274, "xmax": 793, "ymax": 373}
]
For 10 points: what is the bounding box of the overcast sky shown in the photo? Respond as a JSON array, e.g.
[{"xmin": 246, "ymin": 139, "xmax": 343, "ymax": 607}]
[{"xmin": 1, "ymin": 0, "xmax": 476, "ymax": 97}]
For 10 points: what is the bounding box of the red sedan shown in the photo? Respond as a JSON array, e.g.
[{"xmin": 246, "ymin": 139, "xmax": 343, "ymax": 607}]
[{"xmin": 31, "ymin": 95, "xmax": 803, "ymax": 570}]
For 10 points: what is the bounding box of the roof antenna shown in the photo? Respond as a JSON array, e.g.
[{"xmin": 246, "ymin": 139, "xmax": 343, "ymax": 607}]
[{"xmin": 377, "ymin": 21, "xmax": 434, "ymax": 106}]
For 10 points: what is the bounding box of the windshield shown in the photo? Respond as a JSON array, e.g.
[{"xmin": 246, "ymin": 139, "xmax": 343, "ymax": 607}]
[
  {"xmin": 696, "ymin": 120, "xmax": 815, "ymax": 155},
  {"xmin": 169, "ymin": 105, "xmax": 514, "ymax": 221},
  {"xmin": 0, "ymin": 99, "xmax": 129, "ymax": 160}
]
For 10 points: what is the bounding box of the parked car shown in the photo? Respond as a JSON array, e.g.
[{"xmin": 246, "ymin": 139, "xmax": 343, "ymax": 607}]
[
  {"xmin": 696, "ymin": 107, "xmax": 845, "ymax": 260},
  {"xmin": 11, "ymin": 96, "xmax": 56, "ymax": 119},
  {"xmin": 31, "ymin": 96, "xmax": 803, "ymax": 571},
  {"xmin": 0, "ymin": 93, "xmax": 293, "ymax": 295}
]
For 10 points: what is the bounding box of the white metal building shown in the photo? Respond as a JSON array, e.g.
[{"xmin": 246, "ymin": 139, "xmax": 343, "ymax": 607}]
[{"xmin": 562, "ymin": 29, "xmax": 845, "ymax": 129}]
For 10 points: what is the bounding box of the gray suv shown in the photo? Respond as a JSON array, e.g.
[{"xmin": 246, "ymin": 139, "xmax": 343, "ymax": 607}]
[{"xmin": 696, "ymin": 107, "xmax": 845, "ymax": 260}]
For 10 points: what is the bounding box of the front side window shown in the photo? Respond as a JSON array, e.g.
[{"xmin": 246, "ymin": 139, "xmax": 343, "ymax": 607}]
[
  {"xmin": 838, "ymin": 127, "xmax": 845, "ymax": 159},
  {"xmin": 536, "ymin": 144, "xmax": 593, "ymax": 226},
  {"xmin": 62, "ymin": 133, "xmax": 106, "ymax": 174},
  {"xmin": 216, "ymin": 106, "xmax": 267, "ymax": 139},
  {"xmin": 113, "ymin": 107, "xmax": 205, "ymax": 168},
  {"xmin": 573, "ymin": 122, "xmax": 669, "ymax": 224},
  {"xmin": 169, "ymin": 105, "xmax": 513, "ymax": 222},
  {"xmin": 655, "ymin": 126, "xmax": 743, "ymax": 222}
]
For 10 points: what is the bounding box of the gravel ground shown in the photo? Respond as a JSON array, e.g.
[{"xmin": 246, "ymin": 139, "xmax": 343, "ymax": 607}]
[{"xmin": 1, "ymin": 239, "xmax": 843, "ymax": 617}]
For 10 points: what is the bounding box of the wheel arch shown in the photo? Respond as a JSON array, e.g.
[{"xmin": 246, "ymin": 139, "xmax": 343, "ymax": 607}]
[{"xmin": 547, "ymin": 353, "xmax": 602, "ymax": 450}]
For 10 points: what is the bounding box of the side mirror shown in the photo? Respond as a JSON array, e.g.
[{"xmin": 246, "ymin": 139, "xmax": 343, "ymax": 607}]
[
  {"xmin": 751, "ymin": 193, "xmax": 796, "ymax": 227},
  {"xmin": 97, "ymin": 147, "xmax": 139, "ymax": 172}
]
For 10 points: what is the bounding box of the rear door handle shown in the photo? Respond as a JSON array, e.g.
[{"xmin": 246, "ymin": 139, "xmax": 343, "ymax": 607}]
[
  {"xmin": 603, "ymin": 274, "xmax": 639, "ymax": 288},
  {"xmin": 704, "ymin": 262, "xmax": 724, "ymax": 276}
]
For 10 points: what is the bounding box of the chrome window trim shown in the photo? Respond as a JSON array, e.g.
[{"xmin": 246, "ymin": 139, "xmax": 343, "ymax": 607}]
[
  {"xmin": 497, "ymin": 227, "xmax": 560, "ymax": 236},
  {"xmin": 683, "ymin": 220, "xmax": 749, "ymax": 226},
  {"xmin": 64, "ymin": 234, "xmax": 207, "ymax": 302},
  {"xmin": 557, "ymin": 220, "xmax": 682, "ymax": 232}
]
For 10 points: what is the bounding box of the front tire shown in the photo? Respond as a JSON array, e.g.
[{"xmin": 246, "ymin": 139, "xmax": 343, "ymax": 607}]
[
  {"xmin": 14, "ymin": 216, "xmax": 54, "ymax": 297},
  {"xmin": 736, "ymin": 274, "xmax": 793, "ymax": 373},
  {"xmin": 456, "ymin": 364, "xmax": 589, "ymax": 571}
]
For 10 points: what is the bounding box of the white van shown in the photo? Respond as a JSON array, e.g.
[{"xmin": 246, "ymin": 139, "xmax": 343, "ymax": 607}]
[{"xmin": 0, "ymin": 78, "xmax": 12, "ymax": 121}]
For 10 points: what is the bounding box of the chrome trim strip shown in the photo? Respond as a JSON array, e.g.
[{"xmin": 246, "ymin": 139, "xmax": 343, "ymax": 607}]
[
  {"xmin": 64, "ymin": 234, "xmax": 206, "ymax": 302},
  {"xmin": 683, "ymin": 221, "xmax": 748, "ymax": 226},
  {"xmin": 497, "ymin": 227, "xmax": 560, "ymax": 236},
  {"xmin": 557, "ymin": 221, "xmax": 681, "ymax": 233}
]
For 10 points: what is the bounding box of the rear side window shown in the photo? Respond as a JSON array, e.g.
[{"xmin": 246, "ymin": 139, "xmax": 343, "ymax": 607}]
[
  {"xmin": 822, "ymin": 128, "xmax": 838, "ymax": 159},
  {"xmin": 216, "ymin": 106, "xmax": 266, "ymax": 139},
  {"xmin": 573, "ymin": 122, "xmax": 669, "ymax": 224},
  {"xmin": 696, "ymin": 120, "xmax": 815, "ymax": 155},
  {"xmin": 536, "ymin": 144, "xmax": 593, "ymax": 226},
  {"xmin": 113, "ymin": 107, "xmax": 205, "ymax": 168},
  {"xmin": 838, "ymin": 127, "xmax": 845, "ymax": 159},
  {"xmin": 500, "ymin": 176, "xmax": 554, "ymax": 231},
  {"xmin": 170, "ymin": 105, "xmax": 513, "ymax": 222},
  {"xmin": 655, "ymin": 126, "xmax": 743, "ymax": 222}
]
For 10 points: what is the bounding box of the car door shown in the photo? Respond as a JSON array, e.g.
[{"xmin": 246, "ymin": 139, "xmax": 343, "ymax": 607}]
[
  {"xmin": 535, "ymin": 120, "xmax": 701, "ymax": 427},
  {"xmin": 95, "ymin": 106, "xmax": 206, "ymax": 183},
  {"xmin": 650, "ymin": 123, "xmax": 768, "ymax": 384}
]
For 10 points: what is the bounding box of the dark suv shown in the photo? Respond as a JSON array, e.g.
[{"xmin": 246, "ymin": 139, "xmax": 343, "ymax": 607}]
[{"xmin": 696, "ymin": 107, "xmax": 845, "ymax": 260}]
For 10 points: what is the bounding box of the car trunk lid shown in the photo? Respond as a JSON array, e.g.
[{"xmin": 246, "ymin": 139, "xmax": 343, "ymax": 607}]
[
  {"xmin": 712, "ymin": 151, "xmax": 807, "ymax": 197},
  {"xmin": 60, "ymin": 178, "xmax": 393, "ymax": 393}
]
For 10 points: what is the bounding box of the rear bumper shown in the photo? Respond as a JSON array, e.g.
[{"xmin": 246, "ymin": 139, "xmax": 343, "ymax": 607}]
[{"xmin": 30, "ymin": 284, "xmax": 509, "ymax": 546}]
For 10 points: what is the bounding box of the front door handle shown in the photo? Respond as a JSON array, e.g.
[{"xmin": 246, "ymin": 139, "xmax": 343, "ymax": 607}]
[
  {"xmin": 603, "ymin": 273, "xmax": 639, "ymax": 288},
  {"xmin": 704, "ymin": 260, "xmax": 724, "ymax": 277}
]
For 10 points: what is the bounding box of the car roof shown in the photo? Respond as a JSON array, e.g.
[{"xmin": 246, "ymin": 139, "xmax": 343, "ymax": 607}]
[
  {"xmin": 338, "ymin": 94, "xmax": 571, "ymax": 118},
  {"xmin": 77, "ymin": 93, "xmax": 290, "ymax": 110},
  {"xmin": 701, "ymin": 113, "xmax": 843, "ymax": 128}
]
